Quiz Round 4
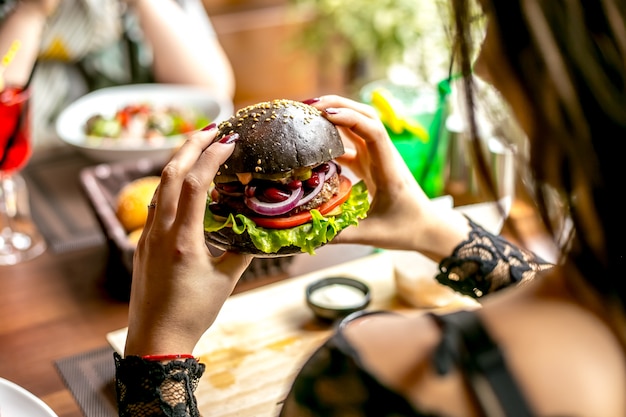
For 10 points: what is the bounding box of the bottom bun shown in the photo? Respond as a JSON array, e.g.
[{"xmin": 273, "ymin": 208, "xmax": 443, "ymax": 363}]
[{"xmin": 204, "ymin": 228, "xmax": 332, "ymax": 258}]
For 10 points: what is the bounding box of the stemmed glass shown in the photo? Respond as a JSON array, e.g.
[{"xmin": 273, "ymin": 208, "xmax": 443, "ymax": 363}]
[{"xmin": 0, "ymin": 85, "xmax": 46, "ymax": 265}]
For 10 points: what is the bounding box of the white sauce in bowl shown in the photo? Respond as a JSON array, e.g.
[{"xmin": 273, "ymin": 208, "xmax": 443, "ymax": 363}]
[{"xmin": 309, "ymin": 284, "xmax": 366, "ymax": 309}]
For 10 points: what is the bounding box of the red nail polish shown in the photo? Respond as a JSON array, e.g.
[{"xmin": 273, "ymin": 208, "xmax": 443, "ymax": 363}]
[
  {"xmin": 324, "ymin": 108, "xmax": 339, "ymax": 115},
  {"xmin": 201, "ymin": 123, "xmax": 217, "ymax": 131},
  {"xmin": 218, "ymin": 133, "xmax": 239, "ymax": 144},
  {"xmin": 302, "ymin": 98, "xmax": 320, "ymax": 105}
]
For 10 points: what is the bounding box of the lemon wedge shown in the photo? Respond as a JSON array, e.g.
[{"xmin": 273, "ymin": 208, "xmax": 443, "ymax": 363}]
[
  {"xmin": 403, "ymin": 117, "xmax": 429, "ymax": 141},
  {"xmin": 370, "ymin": 88, "xmax": 404, "ymax": 134},
  {"xmin": 0, "ymin": 40, "xmax": 22, "ymax": 92},
  {"xmin": 370, "ymin": 87, "xmax": 429, "ymax": 143}
]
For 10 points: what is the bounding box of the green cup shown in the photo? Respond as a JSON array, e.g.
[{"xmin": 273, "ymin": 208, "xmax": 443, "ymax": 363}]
[{"xmin": 360, "ymin": 79, "xmax": 452, "ymax": 198}]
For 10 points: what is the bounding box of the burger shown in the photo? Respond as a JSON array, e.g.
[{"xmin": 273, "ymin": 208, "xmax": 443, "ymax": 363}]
[{"xmin": 204, "ymin": 99, "xmax": 369, "ymax": 257}]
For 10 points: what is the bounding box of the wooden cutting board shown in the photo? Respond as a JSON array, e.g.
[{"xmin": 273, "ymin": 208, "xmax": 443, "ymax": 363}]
[{"xmin": 107, "ymin": 250, "xmax": 474, "ymax": 417}]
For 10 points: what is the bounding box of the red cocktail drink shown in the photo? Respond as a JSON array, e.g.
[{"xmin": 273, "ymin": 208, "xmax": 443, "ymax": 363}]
[
  {"xmin": 0, "ymin": 84, "xmax": 45, "ymax": 265},
  {"xmin": 0, "ymin": 86, "xmax": 31, "ymax": 173}
]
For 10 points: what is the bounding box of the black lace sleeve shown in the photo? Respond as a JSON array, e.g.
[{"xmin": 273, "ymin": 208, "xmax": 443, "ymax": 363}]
[
  {"xmin": 114, "ymin": 352, "xmax": 205, "ymax": 417},
  {"xmin": 436, "ymin": 217, "xmax": 553, "ymax": 299}
]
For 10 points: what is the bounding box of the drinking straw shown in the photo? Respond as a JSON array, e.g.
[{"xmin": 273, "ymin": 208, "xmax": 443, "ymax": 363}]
[
  {"xmin": 0, "ymin": 40, "xmax": 22, "ymax": 91},
  {"xmin": 370, "ymin": 88, "xmax": 430, "ymax": 142},
  {"xmin": 1, "ymin": 40, "xmax": 21, "ymax": 67}
]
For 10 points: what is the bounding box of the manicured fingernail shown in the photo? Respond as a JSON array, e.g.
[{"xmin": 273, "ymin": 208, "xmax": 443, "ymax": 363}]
[
  {"xmin": 218, "ymin": 133, "xmax": 239, "ymax": 144},
  {"xmin": 302, "ymin": 98, "xmax": 320, "ymax": 105},
  {"xmin": 324, "ymin": 108, "xmax": 339, "ymax": 115},
  {"xmin": 201, "ymin": 123, "xmax": 217, "ymax": 131}
]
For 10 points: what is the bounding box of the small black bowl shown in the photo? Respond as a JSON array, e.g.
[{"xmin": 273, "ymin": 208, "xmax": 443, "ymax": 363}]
[{"xmin": 305, "ymin": 277, "xmax": 371, "ymax": 321}]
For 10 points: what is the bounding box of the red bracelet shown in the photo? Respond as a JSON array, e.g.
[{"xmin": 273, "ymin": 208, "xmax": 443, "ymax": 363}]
[{"xmin": 141, "ymin": 354, "xmax": 195, "ymax": 361}]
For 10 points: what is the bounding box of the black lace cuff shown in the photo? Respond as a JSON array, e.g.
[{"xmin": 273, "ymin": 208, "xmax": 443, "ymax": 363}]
[
  {"xmin": 114, "ymin": 352, "xmax": 205, "ymax": 417},
  {"xmin": 436, "ymin": 217, "xmax": 553, "ymax": 299}
]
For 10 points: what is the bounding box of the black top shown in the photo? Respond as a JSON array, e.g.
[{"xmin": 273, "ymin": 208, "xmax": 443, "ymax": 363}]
[{"xmin": 280, "ymin": 309, "xmax": 536, "ymax": 417}]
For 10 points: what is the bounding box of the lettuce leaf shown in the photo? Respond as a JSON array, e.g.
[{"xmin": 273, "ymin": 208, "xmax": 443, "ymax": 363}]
[{"xmin": 204, "ymin": 180, "xmax": 369, "ymax": 254}]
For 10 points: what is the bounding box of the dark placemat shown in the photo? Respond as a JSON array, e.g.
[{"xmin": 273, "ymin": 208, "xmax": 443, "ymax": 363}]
[
  {"xmin": 22, "ymin": 148, "xmax": 106, "ymax": 253},
  {"xmin": 54, "ymin": 346, "xmax": 118, "ymax": 417}
]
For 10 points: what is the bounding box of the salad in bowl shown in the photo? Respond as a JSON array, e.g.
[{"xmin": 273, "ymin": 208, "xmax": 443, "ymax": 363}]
[{"xmin": 56, "ymin": 84, "xmax": 233, "ymax": 163}]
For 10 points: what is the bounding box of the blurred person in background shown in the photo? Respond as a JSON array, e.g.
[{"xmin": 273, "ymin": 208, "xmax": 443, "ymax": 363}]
[
  {"xmin": 67, "ymin": 0, "xmax": 626, "ymax": 415},
  {"xmin": 0, "ymin": 0, "xmax": 234, "ymax": 150}
]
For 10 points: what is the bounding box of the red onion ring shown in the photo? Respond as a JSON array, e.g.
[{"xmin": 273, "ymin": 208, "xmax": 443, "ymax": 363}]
[
  {"xmin": 296, "ymin": 162, "xmax": 337, "ymax": 207},
  {"xmin": 245, "ymin": 187, "xmax": 304, "ymax": 215},
  {"xmin": 240, "ymin": 161, "xmax": 339, "ymax": 215},
  {"xmin": 324, "ymin": 161, "xmax": 337, "ymax": 179},
  {"xmin": 296, "ymin": 171, "xmax": 326, "ymax": 207}
]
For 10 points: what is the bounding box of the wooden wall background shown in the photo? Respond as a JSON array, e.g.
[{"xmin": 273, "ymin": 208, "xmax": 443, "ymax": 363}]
[{"xmin": 202, "ymin": 0, "xmax": 348, "ymax": 109}]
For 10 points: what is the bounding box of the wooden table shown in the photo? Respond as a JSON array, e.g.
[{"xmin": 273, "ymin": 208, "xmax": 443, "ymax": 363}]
[
  {"xmin": 0, "ymin": 241, "xmax": 301, "ymax": 417},
  {"xmin": 0, "ymin": 245, "xmax": 127, "ymax": 417}
]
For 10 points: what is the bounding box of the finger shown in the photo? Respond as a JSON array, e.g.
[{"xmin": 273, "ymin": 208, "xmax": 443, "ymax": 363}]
[
  {"xmin": 329, "ymin": 108, "xmax": 419, "ymax": 199},
  {"xmin": 139, "ymin": 182, "xmax": 161, "ymax": 243},
  {"xmin": 336, "ymin": 147, "xmax": 357, "ymax": 162},
  {"xmin": 335, "ymin": 132, "xmax": 370, "ymax": 179},
  {"xmin": 323, "ymin": 107, "xmax": 387, "ymax": 145},
  {"xmin": 330, "ymin": 217, "xmax": 388, "ymax": 247},
  {"xmin": 323, "ymin": 108, "xmax": 403, "ymax": 182},
  {"xmin": 309, "ymin": 95, "xmax": 379, "ymax": 120},
  {"xmin": 213, "ymin": 252, "xmax": 254, "ymax": 283},
  {"xmin": 175, "ymin": 135, "xmax": 239, "ymax": 235},
  {"xmin": 154, "ymin": 128, "xmax": 218, "ymax": 227}
]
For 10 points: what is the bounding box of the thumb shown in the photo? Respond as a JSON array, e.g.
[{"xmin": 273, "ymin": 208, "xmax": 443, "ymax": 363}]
[
  {"xmin": 214, "ymin": 252, "xmax": 254, "ymax": 282},
  {"xmin": 197, "ymin": 133, "xmax": 240, "ymax": 174}
]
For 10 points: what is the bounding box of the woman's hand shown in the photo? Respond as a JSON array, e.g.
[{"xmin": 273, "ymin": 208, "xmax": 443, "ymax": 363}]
[
  {"xmin": 307, "ymin": 95, "xmax": 471, "ymax": 258},
  {"xmin": 124, "ymin": 127, "xmax": 252, "ymax": 357}
]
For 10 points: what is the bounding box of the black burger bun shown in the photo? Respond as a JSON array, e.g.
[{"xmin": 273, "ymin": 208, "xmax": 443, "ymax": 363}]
[{"xmin": 213, "ymin": 99, "xmax": 344, "ymax": 178}]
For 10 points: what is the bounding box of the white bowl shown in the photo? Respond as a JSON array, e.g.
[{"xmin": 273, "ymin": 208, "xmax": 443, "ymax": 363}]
[{"xmin": 55, "ymin": 84, "xmax": 233, "ymax": 163}]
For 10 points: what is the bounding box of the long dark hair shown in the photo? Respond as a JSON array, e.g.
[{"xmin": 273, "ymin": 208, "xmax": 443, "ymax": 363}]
[{"xmin": 451, "ymin": 0, "xmax": 626, "ymax": 308}]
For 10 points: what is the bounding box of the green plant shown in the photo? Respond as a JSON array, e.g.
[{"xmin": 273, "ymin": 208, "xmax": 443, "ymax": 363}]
[
  {"xmin": 295, "ymin": 0, "xmax": 421, "ymax": 64},
  {"xmin": 289, "ymin": 0, "xmax": 453, "ymax": 85}
]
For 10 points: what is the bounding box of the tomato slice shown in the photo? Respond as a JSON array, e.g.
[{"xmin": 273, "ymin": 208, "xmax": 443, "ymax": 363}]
[{"xmin": 249, "ymin": 176, "xmax": 352, "ymax": 229}]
